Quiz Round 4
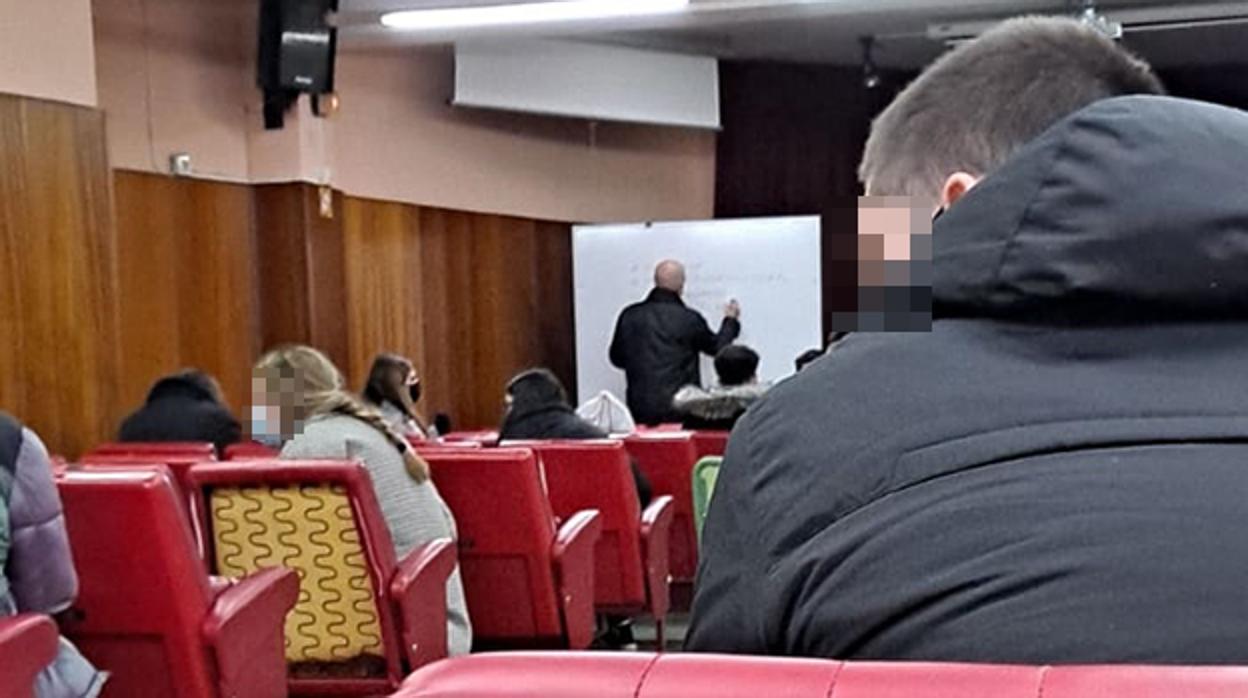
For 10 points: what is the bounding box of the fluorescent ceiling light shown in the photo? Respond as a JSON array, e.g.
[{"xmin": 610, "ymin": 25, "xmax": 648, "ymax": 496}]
[{"xmin": 381, "ymin": 0, "xmax": 690, "ymax": 31}]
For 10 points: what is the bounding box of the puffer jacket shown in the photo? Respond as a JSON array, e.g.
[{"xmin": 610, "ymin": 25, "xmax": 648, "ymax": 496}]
[
  {"xmin": 673, "ymin": 382, "xmax": 770, "ymax": 431},
  {"xmin": 1, "ymin": 412, "xmax": 105, "ymax": 696}
]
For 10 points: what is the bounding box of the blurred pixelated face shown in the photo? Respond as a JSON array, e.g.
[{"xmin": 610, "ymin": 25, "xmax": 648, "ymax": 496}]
[
  {"xmin": 829, "ymin": 196, "xmax": 934, "ymax": 333},
  {"xmin": 250, "ymin": 366, "xmax": 306, "ymax": 441}
]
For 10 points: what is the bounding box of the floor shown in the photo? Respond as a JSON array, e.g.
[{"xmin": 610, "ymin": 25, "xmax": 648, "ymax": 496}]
[{"xmin": 633, "ymin": 612, "xmax": 690, "ymax": 653}]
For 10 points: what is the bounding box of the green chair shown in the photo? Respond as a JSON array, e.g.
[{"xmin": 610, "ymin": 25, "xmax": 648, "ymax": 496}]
[{"xmin": 692, "ymin": 456, "xmax": 722, "ymax": 545}]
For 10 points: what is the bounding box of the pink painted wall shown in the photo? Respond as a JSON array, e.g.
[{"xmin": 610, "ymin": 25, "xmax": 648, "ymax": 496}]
[
  {"xmin": 0, "ymin": 0, "xmax": 98, "ymax": 106},
  {"xmin": 94, "ymin": 0, "xmax": 253, "ymax": 179},
  {"xmin": 90, "ymin": 0, "xmax": 716, "ymax": 222}
]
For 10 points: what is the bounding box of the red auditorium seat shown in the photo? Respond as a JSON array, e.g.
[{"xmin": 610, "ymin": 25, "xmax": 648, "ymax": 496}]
[
  {"xmin": 223, "ymin": 441, "xmax": 280, "ymax": 460},
  {"xmin": 692, "ymin": 431, "xmax": 731, "ymax": 459},
  {"xmin": 389, "ymin": 653, "xmax": 1248, "ymax": 698},
  {"xmin": 80, "ymin": 441, "xmax": 217, "ymax": 498},
  {"xmin": 439, "ymin": 431, "xmax": 500, "ymax": 446},
  {"xmin": 422, "ymin": 449, "xmax": 602, "ymax": 650},
  {"xmin": 506, "ymin": 440, "xmax": 675, "ymax": 646},
  {"xmin": 57, "ymin": 467, "xmax": 299, "ymax": 698},
  {"xmin": 87, "ymin": 441, "xmax": 217, "ymax": 458},
  {"xmin": 623, "ymin": 432, "xmax": 700, "ymax": 582},
  {"xmin": 407, "ymin": 436, "xmax": 483, "ymax": 452},
  {"xmin": 185, "ymin": 460, "xmax": 460, "ymax": 695},
  {"xmin": 0, "ymin": 614, "xmax": 59, "ymax": 698}
]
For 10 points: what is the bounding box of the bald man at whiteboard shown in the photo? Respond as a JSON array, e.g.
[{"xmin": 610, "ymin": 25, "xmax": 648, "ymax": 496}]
[{"xmin": 610, "ymin": 260, "xmax": 742, "ymax": 426}]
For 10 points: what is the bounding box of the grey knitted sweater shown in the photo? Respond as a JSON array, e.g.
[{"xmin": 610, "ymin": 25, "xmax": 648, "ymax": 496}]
[{"xmin": 281, "ymin": 413, "xmax": 472, "ymax": 655}]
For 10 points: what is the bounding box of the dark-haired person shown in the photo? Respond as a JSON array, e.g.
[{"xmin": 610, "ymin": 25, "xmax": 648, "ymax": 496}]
[
  {"xmin": 118, "ymin": 370, "xmax": 242, "ymax": 456},
  {"xmin": 793, "ymin": 332, "xmax": 850, "ymax": 373},
  {"xmin": 610, "ymin": 260, "xmax": 741, "ymax": 425},
  {"xmin": 673, "ymin": 345, "xmax": 768, "ymax": 431},
  {"xmin": 689, "ymin": 16, "xmax": 1248, "ymax": 665},
  {"xmin": 1, "ymin": 413, "xmax": 107, "ymax": 697},
  {"xmin": 500, "ymin": 369, "xmax": 651, "ymax": 508},
  {"xmin": 362, "ymin": 353, "xmax": 431, "ymax": 440},
  {"xmin": 499, "ymin": 368, "xmax": 653, "ymax": 647}
]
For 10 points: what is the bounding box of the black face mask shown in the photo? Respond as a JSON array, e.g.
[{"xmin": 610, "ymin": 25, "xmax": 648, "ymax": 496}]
[{"xmin": 409, "ymin": 381, "xmax": 422, "ymax": 405}]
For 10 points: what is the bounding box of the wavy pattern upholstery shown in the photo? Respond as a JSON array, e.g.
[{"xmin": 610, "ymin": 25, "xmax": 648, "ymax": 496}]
[{"xmin": 210, "ymin": 485, "xmax": 384, "ymax": 664}]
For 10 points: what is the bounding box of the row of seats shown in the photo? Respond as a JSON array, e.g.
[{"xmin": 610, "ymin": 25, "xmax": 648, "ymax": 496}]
[
  {"xmin": 391, "ymin": 652, "xmax": 1248, "ymax": 697},
  {"xmin": 54, "ymin": 460, "xmax": 456, "ymax": 696},
  {"xmin": 44, "ymin": 432, "xmax": 726, "ymax": 696}
]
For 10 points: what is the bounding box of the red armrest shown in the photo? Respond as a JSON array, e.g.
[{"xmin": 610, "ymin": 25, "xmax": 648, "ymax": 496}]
[
  {"xmin": 551, "ymin": 509, "xmax": 602, "ymax": 650},
  {"xmin": 390, "ymin": 538, "xmax": 457, "ymax": 670},
  {"xmin": 203, "ymin": 566, "xmax": 299, "ymax": 698},
  {"xmin": 0, "ymin": 614, "xmax": 59, "ymax": 696},
  {"xmin": 639, "ymin": 495, "xmax": 676, "ymax": 620}
]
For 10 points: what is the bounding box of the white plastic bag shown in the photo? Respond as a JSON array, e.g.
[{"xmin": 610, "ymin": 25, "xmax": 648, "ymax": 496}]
[{"xmin": 576, "ymin": 390, "xmax": 637, "ymax": 436}]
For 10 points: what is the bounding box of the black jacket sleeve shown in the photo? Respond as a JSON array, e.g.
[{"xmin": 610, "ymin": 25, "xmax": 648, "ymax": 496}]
[
  {"xmin": 693, "ymin": 314, "xmax": 742, "ymax": 357},
  {"xmin": 609, "ymin": 310, "xmax": 630, "ymax": 369},
  {"xmin": 685, "ymin": 408, "xmax": 766, "ymax": 653},
  {"xmin": 631, "ymin": 459, "xmax": 653, "ymax": 508}
]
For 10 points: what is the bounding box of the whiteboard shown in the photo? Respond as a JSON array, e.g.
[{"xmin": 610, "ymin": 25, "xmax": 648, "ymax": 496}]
[{"xmin": 572, "ymin": 216, "xmax": 822, "ymax": 405}]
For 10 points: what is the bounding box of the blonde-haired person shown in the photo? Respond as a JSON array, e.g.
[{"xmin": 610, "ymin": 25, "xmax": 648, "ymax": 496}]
[{"xmin": 251, "ymin": 345, "xmax": 471, "ymax": 655}]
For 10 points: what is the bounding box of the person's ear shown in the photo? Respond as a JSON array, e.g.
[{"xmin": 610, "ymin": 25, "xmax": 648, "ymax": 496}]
[{"xmin": 940, "ymin": 172, "xmax": 981, "ymax": 210}]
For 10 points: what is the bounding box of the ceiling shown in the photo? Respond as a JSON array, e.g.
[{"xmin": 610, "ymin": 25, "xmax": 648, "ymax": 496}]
[{"xmin": 336, "ymin": 0, "xmax": 1248, "ymax": 67}]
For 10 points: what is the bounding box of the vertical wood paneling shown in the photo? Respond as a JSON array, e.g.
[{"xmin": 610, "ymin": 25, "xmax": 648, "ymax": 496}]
[
  {"xmin": 255, "ymin": 183, "xmax": 349, "ymax": 371},
  {"xmin": 3, "ymin": 115, "xmax": 575, "ymax": 454},
  {"xmin": 342, "ymin": 197, "xmax": 576, "ymax": 430},
  {"xmin": 113, "ymin": 171, "xmax": 259, "ymax": 415},
  {"xmin": 341, "ymin": 196, "xmax": 424, "ymax": 397},
  {"xmin": 0, "ymin": 94, "xmax": 121, "ymax": 458}
]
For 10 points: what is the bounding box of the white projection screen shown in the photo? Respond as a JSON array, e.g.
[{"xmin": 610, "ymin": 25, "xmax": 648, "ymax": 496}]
[{"xmin": 573, "ymin": 216, "xmax": 822, "ymax": 405}]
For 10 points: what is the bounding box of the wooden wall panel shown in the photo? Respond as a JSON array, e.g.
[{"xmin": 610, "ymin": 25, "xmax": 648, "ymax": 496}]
[
  {"xmin": 255, "ymin": 183, "xmax": 349, "ymax": 371},
  {"xmin": 341, "ymin": 196, "xmax": 424, "ymax": 397},
  {"xmin": 342, "ymin": 197, "xmax": 575, "ymax": 431},
  {"xmin": 113, "ymin": 171, "xmax": 260, "ymax": 416},
  {"xmin": 0, "ymin": 94, "xmax": 121, "ymax": 458}
]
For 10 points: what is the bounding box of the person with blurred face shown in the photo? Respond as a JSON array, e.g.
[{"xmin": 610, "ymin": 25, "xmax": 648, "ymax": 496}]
[
  {"xmin": 252, "ymin": 345, "xmax": 472, "ymax": 655},
  {"xmin": 689, "ymin": 16, "xmax": 1248, "ymax": 665}
]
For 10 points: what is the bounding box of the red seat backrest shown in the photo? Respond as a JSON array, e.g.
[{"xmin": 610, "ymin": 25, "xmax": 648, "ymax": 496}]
[
  {"xmin": 692, "ymin": 431, "xmax": 731, "ymax": 459},
  {"xmin": 184, "ymin": 460, "xmax": 409, "ymax": 692},
  {"xmin": 440, "ymin": 431, "xmax": 500, "ymax": 446},
  {"xmin": 80, "ymin": 444, "xmax": 218, "ymax": 500},
  {"xmin": 393, "ymin": 653, "xmax": 1248, "ymax": 698},
  {"xmin": 88, "ymin": 442, "xmax": 217, "ymax": 458},
  {"xmin": 222, "ymin": 441, "xmax": 279, "ymax": 460},
  {"xmin": 422, "ymin": 449, "xmax": 562, "ymax": 642},
  {"xmin": 623, "ymin": 433, "xmax": 698, "ymax": 580},
  {"xmin": 518, "ymin": 440, "xmax": 645, "ymax": 609},
  {"xmin": 57, "ymin": 467, "xmax": 219, "ymax": 698},
  {"xmin": 0, "ymin": 614, "xmax": 59, "ymax": 698}
]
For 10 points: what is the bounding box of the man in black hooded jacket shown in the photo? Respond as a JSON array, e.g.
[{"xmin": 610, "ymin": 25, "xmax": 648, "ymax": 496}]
[{"xmin": 689, "ymin": 18, "xmax": 1248, "ymax": 664}]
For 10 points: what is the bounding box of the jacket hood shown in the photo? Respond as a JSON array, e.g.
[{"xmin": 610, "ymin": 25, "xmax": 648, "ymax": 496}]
[
  {"xmin": 674, "ymin": 383, "xmax": 769, "ymax": 420},
  {"xmin": 933, "ymin": 96, "xmax": 1248, "ymax": 323}
]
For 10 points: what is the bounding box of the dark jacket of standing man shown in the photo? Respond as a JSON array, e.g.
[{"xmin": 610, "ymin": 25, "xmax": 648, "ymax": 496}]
[{"xmin": 610, "ymin": 260, "xmax": 741, "ymax": 425}]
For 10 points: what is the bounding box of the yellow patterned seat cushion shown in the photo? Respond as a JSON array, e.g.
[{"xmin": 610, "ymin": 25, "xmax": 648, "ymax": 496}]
[{"xmin": 211, "ymin": 484, "xmax": 385, "ymax": 664}]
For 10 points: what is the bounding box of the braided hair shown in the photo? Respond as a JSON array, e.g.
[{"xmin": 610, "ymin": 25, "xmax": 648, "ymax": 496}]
[{"xmin": 254, "ymin": 345, "xmax": 430, "ymax": 483}]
